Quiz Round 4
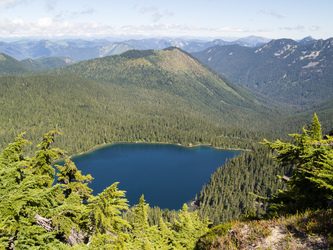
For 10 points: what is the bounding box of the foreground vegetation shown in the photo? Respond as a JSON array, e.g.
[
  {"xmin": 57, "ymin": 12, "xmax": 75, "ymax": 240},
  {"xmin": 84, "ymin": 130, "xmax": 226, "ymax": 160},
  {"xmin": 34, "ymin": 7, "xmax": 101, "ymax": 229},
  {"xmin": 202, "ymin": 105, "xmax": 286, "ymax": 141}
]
[
  {"xmin": 196, "ymin": 114, "xmax": 333, "ymax": 249},
  {"xmin": 0, "ymin": 131, "xmax": 212, "ymax": 249},
  {"xmin": 197, "ymin": 209, "xmax": 333, "ymax": 249},
  {"xmin": 0, "ymin": 115, "xmax": 332, "ymax": 249}
]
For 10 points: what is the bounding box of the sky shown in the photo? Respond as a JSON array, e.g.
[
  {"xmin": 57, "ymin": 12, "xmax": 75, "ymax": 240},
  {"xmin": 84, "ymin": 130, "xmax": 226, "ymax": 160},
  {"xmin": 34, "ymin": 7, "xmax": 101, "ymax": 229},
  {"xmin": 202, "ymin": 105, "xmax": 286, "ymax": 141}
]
[{"xmin": 0, "ymin": 0, "xmax": 332, "ymax": 41}]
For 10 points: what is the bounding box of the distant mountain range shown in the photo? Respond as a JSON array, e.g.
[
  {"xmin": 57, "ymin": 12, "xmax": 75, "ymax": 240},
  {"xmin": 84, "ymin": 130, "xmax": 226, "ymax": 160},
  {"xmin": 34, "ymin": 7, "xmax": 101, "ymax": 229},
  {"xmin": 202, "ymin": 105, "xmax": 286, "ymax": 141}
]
[
  {"xmin": 1, "ymin": 35, "xmax": 332, "ymax": 109},
  {"xmin": 0, "ymin": 53, "xmax": 75, "ymax": 74},
  {"xmin": 0, "ymin": 36, "xmax": 271, "ymax": 61},
  {"xmin": 192, "ymin": 37, "xmax": 333, "ymax": 106}
]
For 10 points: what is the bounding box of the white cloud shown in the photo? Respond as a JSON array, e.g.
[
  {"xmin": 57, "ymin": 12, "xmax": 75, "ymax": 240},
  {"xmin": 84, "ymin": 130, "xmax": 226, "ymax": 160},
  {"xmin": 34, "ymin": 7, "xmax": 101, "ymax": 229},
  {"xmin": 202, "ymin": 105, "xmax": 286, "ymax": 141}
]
[
  {"xmin": 117, "ymin": 24, "xmax": 259, "ymax": 38},
  {"xmin": 214, "ymin": 27, "xmax": 245, "ymax": 33},
  {"xmin": 35, "ymin": 17, "xmax": 53, "ymax": 28},
  {"xmin": 139, "ymin": 6, "xmax": 158, "ymax": 14},
  {"xmin": 309, "ymin": 26, "xmax": 319, "ymax": 31},
  {"xmin": 53, "ymin": 7, "xmax": 96, "ymax": 23},
  {"xmin": 0, "ymin": 16, "xmax": 281, "ymax": 39},
  {"xmin": 0, "ymin": 17, "xmax": 114, "ymax": 38},
  {"xmin": 80, "ymin": 7, "xmax": 95, "ymax": 15},
  {"xmin": 120, "ymin": 23, "xmax": 180, "ymax": 34},
  {"xmin": 12, "ymin": 18, "xmax": 24, "ymax": 25}
]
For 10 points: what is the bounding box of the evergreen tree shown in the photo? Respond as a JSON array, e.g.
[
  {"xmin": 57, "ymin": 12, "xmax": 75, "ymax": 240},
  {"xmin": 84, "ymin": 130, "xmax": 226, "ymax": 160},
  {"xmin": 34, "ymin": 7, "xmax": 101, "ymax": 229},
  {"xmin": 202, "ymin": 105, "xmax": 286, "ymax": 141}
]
[
  {"xmin": 88, "ymin": 182, "xmax": 130, "ymax": 248},
  {"xmin": 126, "ymin": 195, "xmax": 164, "ymax": 249},
  {"xmin": 0, "ymin": 132, "xmax": 129, "ymax": 248},
  {"xmin": 56, "ymin": 157, "xmax": 93, "ymax": 200},
  {"xmin": 0, "ymin": 133, "xmax": 66, "ymax": 248},
  {"xmin": 170, "ymin": 204, "xmax": 211, "ymax": 249},
  {"xmin": 30, "ymin": 131, "xmax": 65, "ymax": 187},
  {"xmin": 262, "ymin": 114, "xmax": 333, "ymax": 214}
]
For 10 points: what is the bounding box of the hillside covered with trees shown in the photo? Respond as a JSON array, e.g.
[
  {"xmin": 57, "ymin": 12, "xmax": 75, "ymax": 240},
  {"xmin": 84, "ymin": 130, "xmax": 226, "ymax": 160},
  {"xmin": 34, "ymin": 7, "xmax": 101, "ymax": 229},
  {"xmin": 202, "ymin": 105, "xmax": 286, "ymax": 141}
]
[
  {"xmin": 0, "ymin": 48, "xmax": 291, "ymax": 156},
  {"xmin": 0, "ymin": 117, "xmax": 332, "ymax": 249},
  {"xmin": 0, "ymin": 46, "xmax": 332, "ymax": 248}
]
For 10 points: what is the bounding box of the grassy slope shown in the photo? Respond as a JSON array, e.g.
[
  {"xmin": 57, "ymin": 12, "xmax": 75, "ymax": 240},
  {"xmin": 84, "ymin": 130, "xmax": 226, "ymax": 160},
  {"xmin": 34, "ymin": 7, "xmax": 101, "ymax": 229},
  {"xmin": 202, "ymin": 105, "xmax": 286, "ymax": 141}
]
[{"xmin": 197, "ymin": 209, "xmax": 333, "ymax": 249}]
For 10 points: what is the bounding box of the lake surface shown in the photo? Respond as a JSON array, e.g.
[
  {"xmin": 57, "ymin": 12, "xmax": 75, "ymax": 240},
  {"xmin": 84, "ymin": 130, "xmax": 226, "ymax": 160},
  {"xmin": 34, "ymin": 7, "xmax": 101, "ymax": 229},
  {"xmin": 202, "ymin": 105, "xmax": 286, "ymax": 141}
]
[{"xmin": 70, "ymin": 143, "xmax": 240, "ymax": 210}]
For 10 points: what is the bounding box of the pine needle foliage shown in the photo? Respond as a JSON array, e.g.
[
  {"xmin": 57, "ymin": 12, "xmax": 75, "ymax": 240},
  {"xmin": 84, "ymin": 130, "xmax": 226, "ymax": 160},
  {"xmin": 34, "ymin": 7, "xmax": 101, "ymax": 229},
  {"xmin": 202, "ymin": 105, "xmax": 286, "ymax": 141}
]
[
  {"xmin": 125, "ymin": 196, "xmax": 211, "ymax": 249},
  {"xmin": 0, "ymin": 132, "xmax": 214, "ymax": 249},
  {"xmin": 55, "ymin": 157, "xmax": 93, "ymax": 200},
  {"xmin": 262, "ymin": 114, "xmax": 333, "ymax": 214},
  {"xmin": 87, "ymin": 182, "xmax": 130, "ymax": 248},
  {"xmin": 0, "ymin": 132, "xmax": 129, "ymax": 248}
]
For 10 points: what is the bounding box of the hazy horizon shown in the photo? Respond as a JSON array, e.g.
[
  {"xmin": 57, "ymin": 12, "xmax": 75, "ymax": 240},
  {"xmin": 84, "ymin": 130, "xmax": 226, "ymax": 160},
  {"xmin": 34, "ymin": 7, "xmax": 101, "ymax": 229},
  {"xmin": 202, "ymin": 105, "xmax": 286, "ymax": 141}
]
[{"xmin": 0, "ymin": 0, "xmax": 331, "ymax": 41}]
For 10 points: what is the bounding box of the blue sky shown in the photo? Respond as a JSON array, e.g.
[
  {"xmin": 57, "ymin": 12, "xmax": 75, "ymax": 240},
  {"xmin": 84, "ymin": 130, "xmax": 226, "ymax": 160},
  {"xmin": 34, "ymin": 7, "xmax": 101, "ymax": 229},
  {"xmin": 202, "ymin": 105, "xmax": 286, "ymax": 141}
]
[{"xmin": 0, "ymin": 0, "xmax": 332, "ymax": 40}]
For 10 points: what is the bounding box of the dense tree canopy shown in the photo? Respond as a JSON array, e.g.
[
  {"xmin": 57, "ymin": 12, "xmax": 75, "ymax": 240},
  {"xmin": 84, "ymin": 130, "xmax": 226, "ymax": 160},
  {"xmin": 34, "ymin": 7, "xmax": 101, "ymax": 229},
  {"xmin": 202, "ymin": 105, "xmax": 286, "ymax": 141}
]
[{"xmin": 195, "ymin": 146, "xmax": 290, "ymax": 226}]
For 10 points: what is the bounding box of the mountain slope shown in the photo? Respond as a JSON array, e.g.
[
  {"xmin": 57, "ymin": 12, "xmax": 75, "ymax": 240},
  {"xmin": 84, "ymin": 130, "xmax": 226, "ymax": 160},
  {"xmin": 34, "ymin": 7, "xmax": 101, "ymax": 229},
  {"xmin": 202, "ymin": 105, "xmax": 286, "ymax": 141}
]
[
  {"xmin": 51, "ymin": 48, "xmax": 281, "ymax": 132},
  {"xmin": 1, "ymin": 47, "xmax": 332, "ymax": 155},
  {"xmin": 0, "ymin": 72, "xmax": 271, "ymax": 156},
  {"xmin": 21, "ymin": 56, "xmax": 75, "ymax": 70},
  {"xmin": 0, "ymin": 47, "xmax": 287, "ymax": 154},
  {"xmin": 1, "ymin": 47, "xmax": 332, "ymax": 137},
  {"xmin": 192, "ymin": 38, "xmax": 333, "ymax": 106},
  {"xmin": 0, "ymin": 53, "xmax": 73, "ymax": 75},
  {"xmin": 50, "ymin": 47, "xmax": 333, "ymax": 134},
  {"xmin": 0, "ymin": 53, "xmax": 30, "ymax": 75}
]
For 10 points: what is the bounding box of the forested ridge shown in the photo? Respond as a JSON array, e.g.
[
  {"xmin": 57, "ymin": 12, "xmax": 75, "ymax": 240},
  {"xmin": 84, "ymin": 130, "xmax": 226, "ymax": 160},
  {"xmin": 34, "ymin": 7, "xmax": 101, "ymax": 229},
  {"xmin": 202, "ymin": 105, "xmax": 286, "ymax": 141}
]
[
  {"xmin": 50, "ymin": 47, "xmax": 333, "ymax": 133},
  {"xmin": 51, "ymin": 48, "xmax": 272, "ymax": 117},
  {"xmin": 195, "ymin": 146, "xmax": 291, "ymax": 226},
  {"xmin": 1, "ymin": 47, "xmax": 333, "ymax": 154},
  {"xmin": 0, "ymin": 48, "xmax": 290, "ymax": 156},
  {"xmin": 0, "ymin": 53, "xmax": 31, "ymax": 76},
  {"xmin": 0, "ymin": 73, "xmax": 273, "ymax": 156}
]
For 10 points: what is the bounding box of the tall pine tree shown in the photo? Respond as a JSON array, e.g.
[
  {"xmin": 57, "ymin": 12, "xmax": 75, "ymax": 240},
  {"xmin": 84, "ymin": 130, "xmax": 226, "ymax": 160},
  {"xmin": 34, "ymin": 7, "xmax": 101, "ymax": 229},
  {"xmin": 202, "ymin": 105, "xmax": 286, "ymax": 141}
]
[{"xmin": 262, "ymin": 114, "xmax": 333, "ymax": 214}]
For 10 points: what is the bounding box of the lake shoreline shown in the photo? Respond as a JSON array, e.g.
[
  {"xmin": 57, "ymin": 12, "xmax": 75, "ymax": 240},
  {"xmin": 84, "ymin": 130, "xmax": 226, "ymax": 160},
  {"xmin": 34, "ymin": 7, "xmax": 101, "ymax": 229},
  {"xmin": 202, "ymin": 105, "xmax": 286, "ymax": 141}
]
[
  {"xmin": 53, "ymin": 141, "xmax": 243, "ymax": 210},
  {"xmin": 63, "ymin": 140, "xmax": 248, "ymax": 161}
]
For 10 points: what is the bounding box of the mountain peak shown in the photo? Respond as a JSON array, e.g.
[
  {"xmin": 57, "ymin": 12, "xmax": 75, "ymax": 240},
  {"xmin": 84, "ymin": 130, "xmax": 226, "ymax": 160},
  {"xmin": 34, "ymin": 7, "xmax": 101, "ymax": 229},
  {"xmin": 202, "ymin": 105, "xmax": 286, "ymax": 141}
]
[
  {"xmin": 0, "ymin": 53, "xmax": 20, "ymax": 62},
  {"xmin": 298, "ymin": 36, "xmax": 316, "ymax": 45},
  {"xmin": 0, "ymin": 53, "xmax": 7, "ymax": 60},
  {"xmin": 0, "ymin": 53, "xmax": 30, "ymax": 75}
]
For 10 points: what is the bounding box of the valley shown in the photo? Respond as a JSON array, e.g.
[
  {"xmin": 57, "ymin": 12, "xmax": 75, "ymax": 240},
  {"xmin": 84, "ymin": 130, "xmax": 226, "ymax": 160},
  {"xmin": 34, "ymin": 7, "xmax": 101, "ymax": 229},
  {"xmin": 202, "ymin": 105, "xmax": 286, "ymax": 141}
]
[{"xmin": 0, "ymin": 36, "xmax": 332, "ymax": 248}]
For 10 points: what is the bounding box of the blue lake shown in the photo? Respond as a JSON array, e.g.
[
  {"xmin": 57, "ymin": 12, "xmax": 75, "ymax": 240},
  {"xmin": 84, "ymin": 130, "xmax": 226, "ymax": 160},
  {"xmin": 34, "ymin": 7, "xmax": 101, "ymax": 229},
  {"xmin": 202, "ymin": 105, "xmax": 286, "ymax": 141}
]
[{"xmin": 69, "ymin": 143, "xmax": 241, "ymax": 210}]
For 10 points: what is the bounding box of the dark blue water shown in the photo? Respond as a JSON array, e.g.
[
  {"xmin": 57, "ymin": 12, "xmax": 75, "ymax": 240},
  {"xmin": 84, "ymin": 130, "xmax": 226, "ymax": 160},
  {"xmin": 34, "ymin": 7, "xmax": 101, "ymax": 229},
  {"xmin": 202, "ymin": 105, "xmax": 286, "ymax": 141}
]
[{"xmin": 70, "ymin": 143, "xmax": 240, "ymax": 210}]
